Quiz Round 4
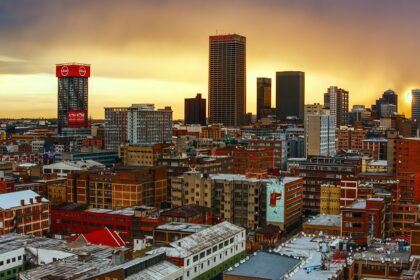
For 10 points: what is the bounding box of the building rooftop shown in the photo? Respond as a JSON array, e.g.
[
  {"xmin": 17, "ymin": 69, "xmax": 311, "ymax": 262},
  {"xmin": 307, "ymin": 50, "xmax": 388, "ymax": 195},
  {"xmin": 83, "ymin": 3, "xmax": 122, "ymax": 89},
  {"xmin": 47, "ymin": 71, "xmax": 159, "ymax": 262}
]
[
  {"xmin": 125, "ymin": 260, "xmax": 181, "ymax": 280},
  {"xmin": 0, "ymin": 190, "xmax": 48, "ymax": 210},
  {"xmin": 210, "ymin": 174, "xmax": 301, "ymax": 185},
  {"xmin": 155, "ymin": 222, "xmax": 211, "ymax": 233},
  {"xmin": 43, "ymin": 160, "xmax": 104, "ymax": 171},
  {"xmin": 368, "ymin": 160, "xmax": 388, "ymax": 166},
  {"xmin": 149, "ymin": 222, "xmax": 245, "ymax": 258},
  {"xmin": 274, "ymin": 235, "xmax": 346, "ymax": 280},
  {"xmin": 304, "ymin": 214, "xmax": 341, "ymax": 228},
  {"xmin": 224, "ymin": 251, "xmax": 300, "ymax": 280},
  {"xmin": 160, "ymin": 204, "xmax": 210, "ymax": 218}
]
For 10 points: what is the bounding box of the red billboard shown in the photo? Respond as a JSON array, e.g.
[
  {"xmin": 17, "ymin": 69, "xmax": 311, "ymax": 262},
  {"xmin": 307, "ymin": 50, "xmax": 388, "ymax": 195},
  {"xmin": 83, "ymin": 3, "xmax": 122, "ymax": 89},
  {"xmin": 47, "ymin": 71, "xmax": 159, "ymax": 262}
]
[
  {"xmin": 56, "ymin": 64, "xmax": 90, "ymax": 78},
  {"xmin": 68, "ymin": 110, "xmax": 86, "ymax": 128}
]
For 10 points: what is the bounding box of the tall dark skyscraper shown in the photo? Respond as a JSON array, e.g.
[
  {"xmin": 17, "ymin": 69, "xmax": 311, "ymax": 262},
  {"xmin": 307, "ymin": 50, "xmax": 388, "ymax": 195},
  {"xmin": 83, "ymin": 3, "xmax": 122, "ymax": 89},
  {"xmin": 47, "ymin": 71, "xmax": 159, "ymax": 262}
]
[
  {"xmin": 256, "ymin": 78, "xmax": 271, "ymax": 120},
  {"xmin": 56, "ymin": 63, "xmax": 90, "ymax": 134},
  {"xmin": 412, "ymin": 89, "xmax": 420, "ymax": 121},
  {"xmin": 208, "ymin": 34, "xmax": 246, "ymax": 126},
  {"xmin": 276, "ymin": 71, "xmax": 305, "ymax": 120},
  {"xmin": 185, "ymin": 93, "xmax": 206, "ymax": 125}
]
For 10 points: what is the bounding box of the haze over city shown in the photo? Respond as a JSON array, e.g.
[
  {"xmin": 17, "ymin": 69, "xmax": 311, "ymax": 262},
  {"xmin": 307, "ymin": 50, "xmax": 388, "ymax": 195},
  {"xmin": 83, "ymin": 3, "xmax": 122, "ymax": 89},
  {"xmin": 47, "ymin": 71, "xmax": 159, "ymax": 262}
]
[{"xmin": 1, "ymin": 0, "xmax": 420, "ymax": 118}]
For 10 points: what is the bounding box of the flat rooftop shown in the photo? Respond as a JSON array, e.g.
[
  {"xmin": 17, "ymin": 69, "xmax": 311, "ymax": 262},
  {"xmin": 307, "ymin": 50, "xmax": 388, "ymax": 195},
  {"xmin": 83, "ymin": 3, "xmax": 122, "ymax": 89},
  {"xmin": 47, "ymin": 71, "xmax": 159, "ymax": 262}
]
[
  {"xmin": 155, "ymin": 222, "xmax": 211, "ymax": 233},
  {"xmin": 275, "ymin": 235, "xmax": 346, "ymax": 280},
  {"xmin": 224, "ymin": 251, "xmax": 300, "ymax": 280},
  {"xmin": 304, "ymin": 214, "xmax": 341, "ymax": 228}
]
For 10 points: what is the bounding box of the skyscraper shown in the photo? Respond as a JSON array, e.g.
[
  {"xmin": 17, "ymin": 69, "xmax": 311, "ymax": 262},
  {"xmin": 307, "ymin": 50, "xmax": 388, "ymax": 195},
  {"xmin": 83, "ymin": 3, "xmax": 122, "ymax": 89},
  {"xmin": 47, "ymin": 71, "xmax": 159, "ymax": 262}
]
[
  {"xmin": 327, "ymin": 86, "xmax": 349, "ymax": 127},
  {"xmin": 104, "ymin": 107, "xmax": 128, "ymax": 150},
  {"xmin": 256, "ymin": 78, "xmax": 271, "ymax": 120},
  {"xmin": 412, "ymin": 89, "xmax": 420, "ymax": 121},
  {"xmin": 184, "ymin": 93, "xmax": 206, "ymax": 125},
  {"xmin": 276, "ymin": 71, "xmax": 305, "ymax": 120},
  {"xmin": 208, "ymin": 34, "xmax": 246, "ymax": 126},
  {"xmin": 56, "ymin": 63, "xmax": 90, "ymax": 135}
]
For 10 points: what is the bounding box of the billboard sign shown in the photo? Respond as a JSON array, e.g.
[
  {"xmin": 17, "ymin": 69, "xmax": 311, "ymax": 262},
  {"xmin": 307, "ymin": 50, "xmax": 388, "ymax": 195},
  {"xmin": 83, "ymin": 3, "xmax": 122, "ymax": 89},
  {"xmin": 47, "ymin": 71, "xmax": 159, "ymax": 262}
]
[
  {"xmin": 56, "ymin": 64, "xmax": 90, "ymax": 78},
  {"xmin": 266, "ymin": 181, "xmax": 285, "ymax": 224},
  {"xmin": 68, "ymin": 110, "xmax": 86, "ymax": 128}
]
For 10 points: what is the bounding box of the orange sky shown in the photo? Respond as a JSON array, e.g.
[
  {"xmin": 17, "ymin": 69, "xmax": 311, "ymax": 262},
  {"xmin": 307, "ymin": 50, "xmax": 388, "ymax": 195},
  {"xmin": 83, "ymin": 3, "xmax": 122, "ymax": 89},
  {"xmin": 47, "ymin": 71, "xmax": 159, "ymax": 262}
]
[{"xmin": 0, "ymin": 0, "xmax": 419, "ymax": 119}]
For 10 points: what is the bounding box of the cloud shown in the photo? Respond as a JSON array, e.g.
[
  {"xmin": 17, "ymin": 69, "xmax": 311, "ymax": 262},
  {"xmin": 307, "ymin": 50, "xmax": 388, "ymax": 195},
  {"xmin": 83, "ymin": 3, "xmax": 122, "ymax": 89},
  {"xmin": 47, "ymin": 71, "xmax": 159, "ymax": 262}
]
[{"xmin": 0, "ymin": 0, "xmax": 419, "ymax": 117}]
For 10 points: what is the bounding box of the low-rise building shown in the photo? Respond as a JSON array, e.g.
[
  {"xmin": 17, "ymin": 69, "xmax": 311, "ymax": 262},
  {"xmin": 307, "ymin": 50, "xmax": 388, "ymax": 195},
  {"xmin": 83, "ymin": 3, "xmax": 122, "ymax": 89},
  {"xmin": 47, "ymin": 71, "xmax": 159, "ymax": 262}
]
[
  {"xmin": 0, "ymin": 190, "xmax": 49, "ymax": 236},
  {"xmin": 341, "ymin": 198, "xmax": 385, "ymax": 245},
  {"xmin": 42, "ymin": 160, "xmax": 105, "ymax": 177},
  {"xmin": 149, "ymin": 221, "xmax": 246, "ymax": 280},
  {"xmin": 302, "ymin": 214, "xmax": 341, "ymax": 236}
]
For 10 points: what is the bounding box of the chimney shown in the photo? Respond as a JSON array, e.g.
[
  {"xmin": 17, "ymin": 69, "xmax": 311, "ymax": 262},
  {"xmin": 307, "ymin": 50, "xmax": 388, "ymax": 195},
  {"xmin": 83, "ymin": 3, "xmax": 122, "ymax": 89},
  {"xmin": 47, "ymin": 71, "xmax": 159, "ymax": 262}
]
[
  {"xmin": 77, "ymin": 252, "xmax": 91, "ymax": 262},
  {"xmin": 29, "ymin": 198, "xmax": 34, "ymax": 204},
  {"xmin": 36, "ymin": 196, "xmax": 42, "ymax": 203},
  {"xmin": 20, "ymin": 199, "xmax": 25, "ymax": 206},
  {"xmin": 111, "ymin": 249, "xmax": 125, "ymax": 265}
]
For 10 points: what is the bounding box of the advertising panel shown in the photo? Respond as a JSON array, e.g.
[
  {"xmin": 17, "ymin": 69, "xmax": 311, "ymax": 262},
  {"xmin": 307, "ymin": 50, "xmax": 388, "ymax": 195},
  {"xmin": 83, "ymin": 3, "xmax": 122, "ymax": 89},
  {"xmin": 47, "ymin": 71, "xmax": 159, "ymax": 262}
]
[
  {"xmin": 68, "ymin": 110, "xmax": 86, "ymax": 128},
  {"xmin": 56, "ymin": 64, "xmax": 91, "ymax": 78},
  {"xmin": 266, "ymin": 181, "xmax": 285, "ymax": 224}
]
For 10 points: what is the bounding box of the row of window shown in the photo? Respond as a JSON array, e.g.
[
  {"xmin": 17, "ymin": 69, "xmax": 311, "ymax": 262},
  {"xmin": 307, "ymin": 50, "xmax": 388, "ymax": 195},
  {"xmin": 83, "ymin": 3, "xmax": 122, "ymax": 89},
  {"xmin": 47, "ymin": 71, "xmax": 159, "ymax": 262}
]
[{"xmin": 0, "ymin": 255, "xmax": 24, "ymax": 267}]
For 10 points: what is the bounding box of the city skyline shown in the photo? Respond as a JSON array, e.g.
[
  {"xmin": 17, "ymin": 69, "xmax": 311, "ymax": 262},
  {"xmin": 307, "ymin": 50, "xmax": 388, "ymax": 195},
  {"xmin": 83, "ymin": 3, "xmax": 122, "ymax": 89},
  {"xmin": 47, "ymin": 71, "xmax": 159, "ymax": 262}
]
[{"xmin": 1, "ymin": 0, "xmax": 420, "ymax": 119}]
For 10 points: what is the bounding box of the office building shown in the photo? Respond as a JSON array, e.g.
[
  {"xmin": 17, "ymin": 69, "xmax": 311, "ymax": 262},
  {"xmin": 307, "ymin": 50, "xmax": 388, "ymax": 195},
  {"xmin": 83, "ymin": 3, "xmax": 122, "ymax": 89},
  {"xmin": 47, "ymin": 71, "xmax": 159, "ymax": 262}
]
[
  {"xmin": 256, "ymin": 78, "xmax": 271, "ymax": 120},
  {"xmin": 104, "ymin": 107, "xmax": 128, "ymax": 150},
  {"xmin": 185, "ymin": 93, "xmax": 206, "ymax": 126},
  {"xmin": 326, "ymin": 86, "xmax": 349, "ymax": 127},
  {"xmin": 412, "ymin": 89, "xmax": 420, "ymax": 121},
  {"xmin": 127, "ymin": 104, "xmax": 172, "ymax": 145},
  {"xmin": 209, "ymin": 34, "xmax": 246, "ymax": 126},
  {"xmin": 276, "ymin": 71, "xmax": 305, "ymax": 120},
  {"xmin": 305, "ymin": 114, "xmax": 336, "ymax": 157},
  {"xmin": 119, "ymin": 143, "xmax": 172, "ymax": 166},
  {"xmin": 56, "ymin": 63, "xmax": 90, "ymax": 135}
]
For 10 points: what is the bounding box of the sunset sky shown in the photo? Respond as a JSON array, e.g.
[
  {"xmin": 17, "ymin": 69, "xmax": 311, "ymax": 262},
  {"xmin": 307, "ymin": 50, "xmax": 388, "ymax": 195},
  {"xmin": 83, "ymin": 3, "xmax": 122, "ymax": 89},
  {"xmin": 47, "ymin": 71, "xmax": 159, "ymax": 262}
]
[{"xmin": 0, "ymin": 0, "xmax": 419, "ymax": 119}]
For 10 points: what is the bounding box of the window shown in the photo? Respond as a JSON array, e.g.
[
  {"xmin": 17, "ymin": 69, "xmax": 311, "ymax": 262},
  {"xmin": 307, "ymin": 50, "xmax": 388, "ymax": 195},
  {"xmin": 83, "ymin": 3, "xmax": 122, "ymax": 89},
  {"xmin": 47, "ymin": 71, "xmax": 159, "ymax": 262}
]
[
  {"xmin": 194, "ymin": 267, "xmax": 197, "ymax": 272},
  {"xmin": 18, "ymin": 256, "xmax": 22, "ymax": 261},
  {"xmin": 7, "ymin": 259, "xmax": 10, "ymax": 264},
  {"xmin": 200, "ymin": 252, "xmax": 205, "ymax": 259},
  {"xmin": 206, "ymin": 249, "xmax": 211, "ymax": 255},
  {"xmin": 187, "ymin": 259, "xmax": 190, "ymax": 266},
  {"xmin": 193, "ymin": 255, "xmax": 198, "ymax": 262}
]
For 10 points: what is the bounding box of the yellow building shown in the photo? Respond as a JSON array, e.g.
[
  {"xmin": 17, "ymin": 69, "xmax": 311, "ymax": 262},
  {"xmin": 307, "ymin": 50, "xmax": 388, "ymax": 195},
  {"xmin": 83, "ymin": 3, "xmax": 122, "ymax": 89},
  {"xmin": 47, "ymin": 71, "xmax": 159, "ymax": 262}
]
[
  {"xmin": 320, "ymin": 184, "xmax": 341, "ymax": 214},
  {"xmin": 119, "ymin": 143, "xmax": 172, "ymax": 166}
]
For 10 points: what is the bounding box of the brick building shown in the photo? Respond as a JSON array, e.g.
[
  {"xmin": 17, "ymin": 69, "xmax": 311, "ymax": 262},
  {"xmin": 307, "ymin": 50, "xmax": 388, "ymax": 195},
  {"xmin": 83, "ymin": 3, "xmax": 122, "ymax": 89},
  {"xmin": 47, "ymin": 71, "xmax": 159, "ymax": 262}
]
[
  {"xmin": 336, "ymin": 127, "xmax": 367, "ymax": 153},
  {"xmin": 248, "ymin": 138, "xmax": 287, "ymax": 170},
  {"xmin": 66, "ymin": 166, "xmax": 168, "ymax": 209},
  {"xmin": 119, "ymin": 143, "xmax": 172, "ymax": 167},
  {"xmin": 294, "ymin": 156, "xmax": 362, "ymax": 213},
  {"xmin": 0, "ymin": 190, "xmax": 49, "ymax": 236},
  {"xmin": 232, "ymin": 147, "xmax": 274, "ymax": 174},
  {"xmin": 51, "ymin": 204, "xmax": 160, "ymax": 240},
  {"xmin": 341, "ymin": 198, "xmax": 385, "ymax": 245},
  {"xmin": 361, "ymin": 138, "xmax": 387, "ymax": 160}
]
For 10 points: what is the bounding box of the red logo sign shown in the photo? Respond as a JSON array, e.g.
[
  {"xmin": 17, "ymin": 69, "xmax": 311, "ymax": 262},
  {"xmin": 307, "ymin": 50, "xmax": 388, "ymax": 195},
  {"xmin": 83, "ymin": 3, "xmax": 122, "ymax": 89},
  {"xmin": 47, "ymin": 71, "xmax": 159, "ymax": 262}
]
[
  {"xmin": 68, "ymin": 110, "xmax": 86, "ymax": 128},
  {"xmin": 79, "ymin": 66, "xmax": 86, "ymax": 76},
  {"xmin": 61, "ymin": 66, "xmax": 69, "ymax": 76}
]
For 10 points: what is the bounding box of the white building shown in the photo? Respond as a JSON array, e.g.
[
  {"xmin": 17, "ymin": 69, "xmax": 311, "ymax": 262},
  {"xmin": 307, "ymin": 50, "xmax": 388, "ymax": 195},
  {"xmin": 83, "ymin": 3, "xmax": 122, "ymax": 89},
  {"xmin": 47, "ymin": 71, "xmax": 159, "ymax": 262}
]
[
  {"xmin": 305, "ymin": 114, "xmax": 336, "ymax": 157},
  {"xmin": 149, "ymin": 221, "xmax": 246, "ymax": 280},
  {"xmin": 127, "ymin": 104, "xmax": 172, "ymax": 145}
]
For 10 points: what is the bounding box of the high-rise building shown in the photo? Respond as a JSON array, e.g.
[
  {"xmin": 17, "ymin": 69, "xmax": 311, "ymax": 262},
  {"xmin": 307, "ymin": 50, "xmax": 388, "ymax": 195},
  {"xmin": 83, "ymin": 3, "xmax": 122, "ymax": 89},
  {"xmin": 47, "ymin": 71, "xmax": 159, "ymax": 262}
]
[
  {"xmin": 104, "ymin": 107, "xmax": 128, "ymax": 150},
  {"xmin": 184, "ymin": 93, "xmax": 206, "ymax": 125},
  {"xmin": 305, "ymin": 115, "xmax": 336, "ymax": 157},
  {"xmin": 412, "ymin": 89, "xmax": 420, "ymax": 121},
  {"xmin": 327, "ymin": 86, "xmax": 349, "ymax": 127},
  {"xmin": 256, "ymin": 78, "xmax": 271, "ymax": 120},
  {"xmin": 304, "ymin": 103, "xmax": 324, "ymax": 120},
  {"xmin": 56, "ymin": 63, "xmax": 90, "ymax": 135},
  {"xmin": 373, "ymin": 89, "xmax": 398, "ymax": 118},
  {"xmin": 276, "ymin": 71, "xmax": 305, "ymax": 120},
  {"xmin": 208, "ymin": 34, "xmax": 246, "ymax": 126},
  {"xmin": 127, "ymin": 104, "xmax": 172, "ymax": 145}
]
